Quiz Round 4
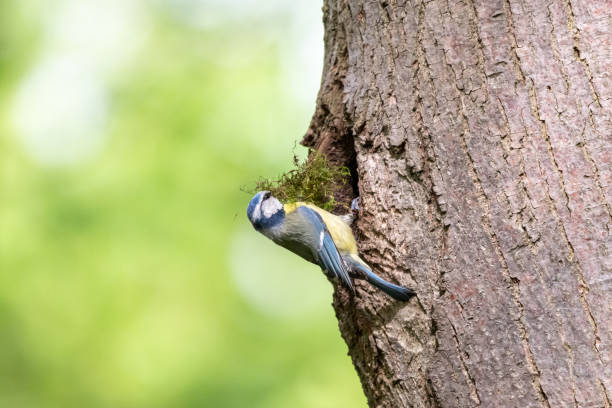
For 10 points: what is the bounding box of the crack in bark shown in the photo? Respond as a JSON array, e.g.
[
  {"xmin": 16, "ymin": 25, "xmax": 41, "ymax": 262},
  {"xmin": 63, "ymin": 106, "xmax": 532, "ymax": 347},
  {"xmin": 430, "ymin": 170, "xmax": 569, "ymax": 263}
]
[
  {"xmin": 496, "ymin": 97, "xmax": 540, "ymax": 251},
  {"xmin": 464, "ymin": 0, "xmax": 490, "ymax": 102},
  {"xmin": 445, "ymin": 52, "xmax": 550, "ymax": 404},
  {"xmin": 496, "ymin": 96, "xmax": 580, "ymax": 406},
  {"xmin": 412, "ymin": 1, "xmax": 455, "ymax": 322},
  {"xmin": 413, "ymin": 2, "xmax": 449, "ymax": 237},
  {"xmin": 456, "ymin": 121, "xmax": 551, "ymax": 408},
  {"xmin": 546, "ymin": 3, "xmax": 571, "ymax": 94},
  {"xmin": 445, "ymin": 66, "xmax": 551, "ymax": 407},
  {"xmin": 564, "ymin": 0, "xmax": 602, "ymax": 108},
  {"xmin": 563, "ymin": 341, "xmax": 580, "ymax": 408},
  {"xmin": 578, "ymin": 123, "xmax": 612, "ymax": 224},
  {"xmin": 448, "ymin": 318, "xmax": 481, "ymax": 406},
  {"xmin": 424, "ymin": 375, "xmax": 443, "ymax": 408},
  {"xmin": 601, "ymin": 380, "xmax": 612, "ymax": 408},
  {"xmin": 561, "ymin": 0, "xmax": 612, "ymax": 229},
  {"xmin": 434, "ymin": 6, "xmax": 553, "ymax": 401},
  {"xmin": 503, "ymin": 0, "xmax": 527, "ymax": 84},
  {"xmin": 529, "ymin": 85, "xmax": 572, "ymax": 216},
  {"xmin": 527, "ymin": 82, "xmax": 603, "ymax": 365}
]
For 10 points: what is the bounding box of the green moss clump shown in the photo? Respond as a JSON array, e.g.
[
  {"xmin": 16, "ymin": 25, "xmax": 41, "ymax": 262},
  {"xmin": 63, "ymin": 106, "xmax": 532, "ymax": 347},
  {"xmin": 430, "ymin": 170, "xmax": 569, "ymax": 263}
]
[{"xmin": 248, "ymin": 151, "xmax": 351, "ymax": 211}]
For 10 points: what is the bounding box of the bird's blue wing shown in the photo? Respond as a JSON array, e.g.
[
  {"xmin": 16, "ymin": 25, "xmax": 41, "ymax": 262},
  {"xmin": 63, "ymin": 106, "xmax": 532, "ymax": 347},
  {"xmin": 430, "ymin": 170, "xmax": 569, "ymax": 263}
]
[{"xmin": 297, "ymin": 206, "xmax": 354, "ymax": 291}]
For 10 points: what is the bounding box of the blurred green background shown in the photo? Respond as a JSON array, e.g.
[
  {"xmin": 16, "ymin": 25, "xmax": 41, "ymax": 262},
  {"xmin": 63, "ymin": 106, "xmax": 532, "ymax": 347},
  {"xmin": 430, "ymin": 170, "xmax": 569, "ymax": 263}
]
[{"xmin": 0, "ymin": 0, "xmax": 366, "ymax": 407}]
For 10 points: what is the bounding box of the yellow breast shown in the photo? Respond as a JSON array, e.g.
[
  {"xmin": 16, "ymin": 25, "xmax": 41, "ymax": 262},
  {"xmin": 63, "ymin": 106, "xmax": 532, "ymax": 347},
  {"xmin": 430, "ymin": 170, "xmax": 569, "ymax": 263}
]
[{"xmin": 284, "ymin": 202, "xmax": 359, "ymax": 255}]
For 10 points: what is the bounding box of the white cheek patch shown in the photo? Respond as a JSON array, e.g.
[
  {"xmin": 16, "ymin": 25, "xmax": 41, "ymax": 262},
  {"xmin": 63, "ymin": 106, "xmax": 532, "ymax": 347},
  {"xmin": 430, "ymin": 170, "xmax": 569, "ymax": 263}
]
[
  {"xmin": 253, "ymin": 201, "xmax": 262, "ymax": 221},
  {"xmin": 262, "ymin": 198, "xmax": 282, "ymax": 218}
]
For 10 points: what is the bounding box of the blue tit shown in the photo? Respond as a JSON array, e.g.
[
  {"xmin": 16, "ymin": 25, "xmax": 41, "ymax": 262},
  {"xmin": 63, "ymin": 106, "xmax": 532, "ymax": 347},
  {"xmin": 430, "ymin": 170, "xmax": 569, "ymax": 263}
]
[{"xmin": 246, "ymin": 191, "xmax": 415, "ymax": 301}]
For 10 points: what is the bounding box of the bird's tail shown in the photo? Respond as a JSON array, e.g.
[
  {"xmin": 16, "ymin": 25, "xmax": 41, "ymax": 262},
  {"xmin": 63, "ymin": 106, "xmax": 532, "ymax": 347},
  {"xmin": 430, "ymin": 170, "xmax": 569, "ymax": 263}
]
[{"xmin": 348, "ymin": 257, "xmax": 415, "ymax": 301}]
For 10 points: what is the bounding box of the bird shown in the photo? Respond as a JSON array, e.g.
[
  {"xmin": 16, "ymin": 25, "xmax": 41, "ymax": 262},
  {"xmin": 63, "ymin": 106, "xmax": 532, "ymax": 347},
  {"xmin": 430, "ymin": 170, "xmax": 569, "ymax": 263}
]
[{"xmin": 246, "ymin": 191, "xmax": 415, "ymax": 301}]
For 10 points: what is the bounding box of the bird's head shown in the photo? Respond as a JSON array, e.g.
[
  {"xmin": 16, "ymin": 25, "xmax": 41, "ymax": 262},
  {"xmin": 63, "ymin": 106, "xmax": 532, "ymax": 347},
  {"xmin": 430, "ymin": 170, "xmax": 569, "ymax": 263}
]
[{"xmin": 247, "ymin": 191, "xmax": 285, "ymax": 231}]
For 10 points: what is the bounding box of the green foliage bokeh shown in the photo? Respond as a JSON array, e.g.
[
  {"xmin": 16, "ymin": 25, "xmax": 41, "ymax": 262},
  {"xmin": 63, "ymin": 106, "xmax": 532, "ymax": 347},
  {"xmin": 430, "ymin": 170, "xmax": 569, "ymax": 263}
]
[{"xmin": 0, "ymin": 1, "xmax": 366, "ymax": 407}]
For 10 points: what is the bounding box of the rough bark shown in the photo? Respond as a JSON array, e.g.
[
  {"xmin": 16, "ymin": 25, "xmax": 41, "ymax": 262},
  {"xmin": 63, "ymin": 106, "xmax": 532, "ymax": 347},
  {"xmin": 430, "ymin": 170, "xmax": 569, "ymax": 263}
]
[{"xmin": 303, "ymin": 0, "xmax": 612, "ymax": 407}]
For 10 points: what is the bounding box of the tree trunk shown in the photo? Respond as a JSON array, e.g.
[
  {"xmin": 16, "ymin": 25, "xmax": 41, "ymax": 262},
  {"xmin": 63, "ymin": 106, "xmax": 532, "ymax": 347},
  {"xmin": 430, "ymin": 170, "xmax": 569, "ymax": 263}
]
[{"xmin": 303, "ymin": 0, "xmax": 612, "ymax": 407}]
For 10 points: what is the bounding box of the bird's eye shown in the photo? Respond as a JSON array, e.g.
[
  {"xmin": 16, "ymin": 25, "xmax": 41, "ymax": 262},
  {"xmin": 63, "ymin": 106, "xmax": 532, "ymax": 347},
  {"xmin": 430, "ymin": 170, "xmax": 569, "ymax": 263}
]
[{"xmin": 263, "ymin": 192, "xmax": 271, "ymax": 200}]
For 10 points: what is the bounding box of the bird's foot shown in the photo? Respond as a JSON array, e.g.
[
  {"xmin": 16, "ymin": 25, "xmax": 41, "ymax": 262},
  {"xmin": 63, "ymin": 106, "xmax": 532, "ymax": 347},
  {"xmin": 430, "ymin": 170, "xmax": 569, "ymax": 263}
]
[
  {"xmin": 339, "ymin": 197, "xmax": 360, "ymax": 225},
  {"xmin": 340, "ymin": 197, "xmax": 360, "ymax": 225}
]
